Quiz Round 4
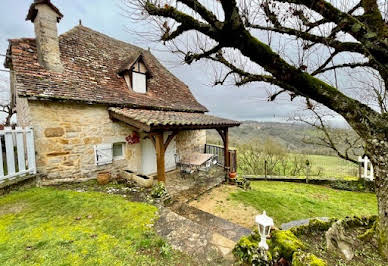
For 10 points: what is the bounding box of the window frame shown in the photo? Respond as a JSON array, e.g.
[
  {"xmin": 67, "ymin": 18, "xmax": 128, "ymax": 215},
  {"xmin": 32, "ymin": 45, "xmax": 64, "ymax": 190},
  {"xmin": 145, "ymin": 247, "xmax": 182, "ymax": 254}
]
[{"xmin": 112, "ymin": 142, "xmax": 126, "ymax": 161}]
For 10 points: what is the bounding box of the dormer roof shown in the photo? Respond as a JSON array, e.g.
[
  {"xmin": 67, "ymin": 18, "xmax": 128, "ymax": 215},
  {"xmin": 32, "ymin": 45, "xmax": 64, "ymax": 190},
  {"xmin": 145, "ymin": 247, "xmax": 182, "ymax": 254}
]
[{"xmin": 118, "ymin": 52, "xmax": 152, "ymax": 77}]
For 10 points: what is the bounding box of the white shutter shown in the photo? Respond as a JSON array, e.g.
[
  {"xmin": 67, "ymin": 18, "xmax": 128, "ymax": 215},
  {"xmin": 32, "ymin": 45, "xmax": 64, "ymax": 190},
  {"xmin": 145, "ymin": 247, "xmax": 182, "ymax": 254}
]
[
  {"xmin": 94, "ymin": 144, "xmax": 113, "ymax": 166},
  {"xmin": 132, "ymin": 72, "xmax": 147, "ymax": 93}
]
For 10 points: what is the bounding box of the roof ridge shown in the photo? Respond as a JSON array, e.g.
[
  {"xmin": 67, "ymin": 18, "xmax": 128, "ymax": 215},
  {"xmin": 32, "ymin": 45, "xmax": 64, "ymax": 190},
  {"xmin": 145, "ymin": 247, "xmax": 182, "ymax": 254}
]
[{"xmin": 60, "ymin": 25, "xmax": 146, "ymax": 52}]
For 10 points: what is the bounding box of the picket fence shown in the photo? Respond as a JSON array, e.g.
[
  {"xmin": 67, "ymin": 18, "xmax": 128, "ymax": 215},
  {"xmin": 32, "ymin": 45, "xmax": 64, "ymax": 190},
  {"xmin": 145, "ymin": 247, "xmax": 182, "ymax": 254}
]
[{"xmin": 0, "ymin": 127, "xmax": 36, "ymax": 183}]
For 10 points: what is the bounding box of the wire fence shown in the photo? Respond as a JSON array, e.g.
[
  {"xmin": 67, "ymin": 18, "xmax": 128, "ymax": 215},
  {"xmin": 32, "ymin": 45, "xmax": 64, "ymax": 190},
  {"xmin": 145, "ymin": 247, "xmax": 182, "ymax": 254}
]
[{"xmin": 238, "ymin": 152, "xmax": 360, "ymax": 180}]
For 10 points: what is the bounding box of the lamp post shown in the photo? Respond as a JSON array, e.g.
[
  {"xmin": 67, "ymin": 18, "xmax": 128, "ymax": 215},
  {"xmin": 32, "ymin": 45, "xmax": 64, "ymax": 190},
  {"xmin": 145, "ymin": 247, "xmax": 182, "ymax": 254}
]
[{"xmin": 255, "ymin": 211, "xmax": 274, "ymax": 250}]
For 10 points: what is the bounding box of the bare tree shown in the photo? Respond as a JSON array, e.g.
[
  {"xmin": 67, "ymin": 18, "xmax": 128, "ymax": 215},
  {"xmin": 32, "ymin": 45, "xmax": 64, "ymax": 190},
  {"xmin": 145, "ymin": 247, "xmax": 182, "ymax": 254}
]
[
  {"xmin": 0, "ymin": 74, "xmax": 15, "ymax": 126},
  {"xmin": 126, "ymin": 0, "xmax": 388, "ymax": 255},
  {"xmin": 294, "ymin": 104, "xmax": 364, "ymax": 165}
]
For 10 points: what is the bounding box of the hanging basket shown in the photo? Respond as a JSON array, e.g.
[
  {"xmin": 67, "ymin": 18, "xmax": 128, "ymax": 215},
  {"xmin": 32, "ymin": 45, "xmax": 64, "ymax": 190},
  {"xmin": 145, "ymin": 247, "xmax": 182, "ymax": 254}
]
[{"xmin": 126, "ymin": 132, "xmax": 140, "ymax": 144}]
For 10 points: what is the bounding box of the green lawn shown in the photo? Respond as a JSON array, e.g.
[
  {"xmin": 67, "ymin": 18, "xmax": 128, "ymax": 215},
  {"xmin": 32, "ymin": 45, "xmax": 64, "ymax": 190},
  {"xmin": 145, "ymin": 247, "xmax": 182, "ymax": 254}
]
[
  {"xmin": 230, "ymin": 181, "xmax": 377, "ymax": 225},
  {"xmin": 0, "ymin": 188, "xmax": 192, "ymax": 265}
]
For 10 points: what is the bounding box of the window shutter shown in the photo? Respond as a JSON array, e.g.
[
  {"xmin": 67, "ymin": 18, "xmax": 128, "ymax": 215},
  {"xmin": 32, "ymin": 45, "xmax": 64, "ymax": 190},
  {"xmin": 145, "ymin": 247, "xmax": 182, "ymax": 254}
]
[
  {"xmin": 132, "ymin": 72, "xmax": 147, "ymax": 93},
  {"xmin": 94, "ymin": 144, "xmax": 113, "ymax": 166}
]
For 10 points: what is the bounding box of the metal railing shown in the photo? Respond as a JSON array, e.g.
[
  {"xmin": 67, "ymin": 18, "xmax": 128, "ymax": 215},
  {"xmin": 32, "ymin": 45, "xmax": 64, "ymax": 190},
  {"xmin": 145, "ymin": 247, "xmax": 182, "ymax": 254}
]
[{"xmin": 204, "ymin": 143, "xmax": 237, "ymax": 172}]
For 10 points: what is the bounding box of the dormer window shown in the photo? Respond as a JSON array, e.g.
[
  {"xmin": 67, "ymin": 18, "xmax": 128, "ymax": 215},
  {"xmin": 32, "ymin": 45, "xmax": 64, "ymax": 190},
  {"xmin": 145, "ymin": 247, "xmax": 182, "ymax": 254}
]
[{"xmin": 119, "ymin": 53, "xmax": 152, "ymax": 94}]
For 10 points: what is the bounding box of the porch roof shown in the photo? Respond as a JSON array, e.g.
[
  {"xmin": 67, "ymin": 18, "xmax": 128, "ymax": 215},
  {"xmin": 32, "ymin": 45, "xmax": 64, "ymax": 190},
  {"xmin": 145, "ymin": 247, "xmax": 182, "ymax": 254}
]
[{"xmin": 108, "ymin": 107, "xmax": 240, "ymax": 132}]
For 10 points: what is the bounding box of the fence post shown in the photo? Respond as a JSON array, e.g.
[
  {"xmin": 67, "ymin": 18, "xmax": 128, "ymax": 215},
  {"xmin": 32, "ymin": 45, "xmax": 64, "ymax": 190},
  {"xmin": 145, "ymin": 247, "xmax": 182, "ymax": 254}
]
[
  {"xmin": 4, "ymin": 127, "xmax": 15, "ymax": 177},
  {"xmin": 264, "ymin": 160, "xmax": 267, "ymax": 179},
  {"xmin": 305, "ymin": 159, "xmax": 310, "ymax": 184},
  {"xmin": 26, "ymin": 127, "xmax": 36, "ymax": 174},
  {"xmin": 16, "ymin": 127, "xmax": 26, "ymax": 173},
  {"xmin": 0, "ymin": 135, "xmax": 4, "ymax": 178}
]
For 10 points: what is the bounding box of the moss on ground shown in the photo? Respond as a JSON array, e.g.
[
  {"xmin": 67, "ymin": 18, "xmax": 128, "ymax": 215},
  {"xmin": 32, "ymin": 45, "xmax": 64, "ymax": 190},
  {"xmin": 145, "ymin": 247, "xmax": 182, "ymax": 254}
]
[
  {"xmin": 292, "ymin": 251, "xmax": 326, "ymax": 266},
  {"xmin": 269, "ymin": 230, "xmax": 306, "ymax": 261},
  {"xmin": 291, "ymin": 218, "xmax": 337, "ymax": 237},
  {"xmin": 0, "ymin": 188, "xmax": 196, "ymax": 265}
]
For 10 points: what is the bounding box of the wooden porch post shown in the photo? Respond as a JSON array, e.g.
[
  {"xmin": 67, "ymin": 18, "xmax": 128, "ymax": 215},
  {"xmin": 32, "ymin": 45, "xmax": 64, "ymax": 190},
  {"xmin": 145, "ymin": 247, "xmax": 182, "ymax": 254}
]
[
  {"xmin": 154, "ymin": 133, "xmax": 166, "ymax": 182},
  {"xmin": 216, "ymin": 127, "xmax": 230, "ymax": 172},
  {"xmin": 148, "ymin": 131, "xmax": 178, "ymax": 183}
]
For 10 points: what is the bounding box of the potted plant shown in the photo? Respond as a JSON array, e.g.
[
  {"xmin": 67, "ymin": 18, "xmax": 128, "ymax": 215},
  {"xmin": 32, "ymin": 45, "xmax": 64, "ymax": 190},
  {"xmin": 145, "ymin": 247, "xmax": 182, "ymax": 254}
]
[{"xmin": 229, "ymin": 172, "xmax": 237, "ymax": 179}]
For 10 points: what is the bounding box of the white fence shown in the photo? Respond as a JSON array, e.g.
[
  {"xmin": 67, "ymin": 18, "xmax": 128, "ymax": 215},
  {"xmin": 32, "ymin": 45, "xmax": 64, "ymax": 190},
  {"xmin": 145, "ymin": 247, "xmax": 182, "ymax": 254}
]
[
  {"xmin": 0, "ymin": 127, "xmax": 36, "ymax": 183},
  {"xmin": 358, "ymin": 155, "xmax": 374, "ymax": 181}
]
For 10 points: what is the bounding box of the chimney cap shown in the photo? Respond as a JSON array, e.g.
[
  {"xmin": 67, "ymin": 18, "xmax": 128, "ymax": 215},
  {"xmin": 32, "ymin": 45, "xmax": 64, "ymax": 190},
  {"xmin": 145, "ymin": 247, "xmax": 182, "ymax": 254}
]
[{"xmin": 26, "ymin": 0, "xmax": 63, "ymax": 22}]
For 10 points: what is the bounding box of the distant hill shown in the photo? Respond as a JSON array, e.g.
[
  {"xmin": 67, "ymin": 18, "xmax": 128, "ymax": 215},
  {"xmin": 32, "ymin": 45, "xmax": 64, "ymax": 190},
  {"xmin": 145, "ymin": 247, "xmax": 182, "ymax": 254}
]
[{"xmin": 207, "ymin": 121, "xmax": 333, "ymax": 155}]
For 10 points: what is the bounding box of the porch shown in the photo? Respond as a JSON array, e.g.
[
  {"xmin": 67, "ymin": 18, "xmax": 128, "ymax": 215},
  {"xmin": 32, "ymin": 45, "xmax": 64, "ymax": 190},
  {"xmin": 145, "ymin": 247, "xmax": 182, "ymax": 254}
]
[
  {"xmin": 109, "ymin": 108, "xmax": 240, "ymax": 183},
  {"xmin": 163, "ymin": 165, "xmax": 226, "ymax": 201}
]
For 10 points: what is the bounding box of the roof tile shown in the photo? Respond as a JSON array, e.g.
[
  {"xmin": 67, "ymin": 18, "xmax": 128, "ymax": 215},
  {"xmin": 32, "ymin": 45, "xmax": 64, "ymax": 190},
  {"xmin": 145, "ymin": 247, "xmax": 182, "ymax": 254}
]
[{"xmin": 109, "ymin": 107, "xmax": 240, "ymax": 130}]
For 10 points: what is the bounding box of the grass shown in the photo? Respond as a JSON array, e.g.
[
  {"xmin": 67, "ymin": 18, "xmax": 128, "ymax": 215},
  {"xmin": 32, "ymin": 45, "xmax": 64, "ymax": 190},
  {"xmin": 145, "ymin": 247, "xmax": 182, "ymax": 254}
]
[
  {"xmin": 230, "ymin": 181, "xmax": 377, "ymax": 225},
  {"xmin": 0, "ymin": 188, "xmax": 193, "ymax": 265}
]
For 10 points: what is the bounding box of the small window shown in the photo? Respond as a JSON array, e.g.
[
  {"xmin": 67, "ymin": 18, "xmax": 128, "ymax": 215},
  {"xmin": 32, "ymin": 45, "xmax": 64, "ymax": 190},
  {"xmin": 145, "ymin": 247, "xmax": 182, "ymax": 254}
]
[
  {"xmin": 113, "ymin": 142, "xmax": 125, "ymax": 160},
  {"xmin": 132, "ymin": 72, "xmax": 147, "ymax": 93}
]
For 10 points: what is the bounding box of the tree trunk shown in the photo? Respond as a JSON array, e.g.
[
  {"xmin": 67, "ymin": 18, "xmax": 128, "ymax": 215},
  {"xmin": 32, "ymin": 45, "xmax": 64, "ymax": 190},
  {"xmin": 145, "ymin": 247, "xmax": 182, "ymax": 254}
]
[{"xmin": 367, "ymin": 139, "xmax": 388, "ymax": 258}]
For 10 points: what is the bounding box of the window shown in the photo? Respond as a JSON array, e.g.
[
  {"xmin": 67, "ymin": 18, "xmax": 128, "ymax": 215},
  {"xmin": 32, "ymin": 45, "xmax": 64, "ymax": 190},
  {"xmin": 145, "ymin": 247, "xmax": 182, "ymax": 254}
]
[
  {"xmin": 132, "ymin": 72, "xmax": 147, "ymax": 93},
  {"xmin": 113, "ymin": 142, "xmax": 125, "ymax": 160}
]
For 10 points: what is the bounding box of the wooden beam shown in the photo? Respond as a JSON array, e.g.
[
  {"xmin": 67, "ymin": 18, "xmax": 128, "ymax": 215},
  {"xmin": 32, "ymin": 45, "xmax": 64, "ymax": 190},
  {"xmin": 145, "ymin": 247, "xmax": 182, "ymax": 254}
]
[
  {"xmin": 152, "ymin": 123, "xmax": 240, "ymax": 131},
  {"xmin": 109, "ymin": 111, "xmax": 151, "ymax": 132},
  {"xmin": 216, "ymin": 128, "xmax": 230, "ymax": 171},
  {"xmin": 164, "ymin": 131, "xmax": 178, "ymax": 150},
  {"xmin": 154, "ymin": 133, "xmax": 166, "ymax": 182}
]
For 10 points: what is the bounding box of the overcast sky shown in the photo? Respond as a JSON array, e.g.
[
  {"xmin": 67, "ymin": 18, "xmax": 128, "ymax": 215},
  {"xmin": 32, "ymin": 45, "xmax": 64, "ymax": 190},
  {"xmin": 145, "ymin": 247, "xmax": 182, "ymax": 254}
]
[{"xmin": 0, "ymin": 0, "xmax": 306, "ymax": 122}]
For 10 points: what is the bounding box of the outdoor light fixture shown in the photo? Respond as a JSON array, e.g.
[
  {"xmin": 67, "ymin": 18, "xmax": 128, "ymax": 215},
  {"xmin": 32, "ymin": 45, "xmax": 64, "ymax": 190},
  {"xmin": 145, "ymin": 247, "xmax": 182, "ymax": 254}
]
[{"xmin": 255, "ymin": 211, "xmax": 274, "ymax": 250}]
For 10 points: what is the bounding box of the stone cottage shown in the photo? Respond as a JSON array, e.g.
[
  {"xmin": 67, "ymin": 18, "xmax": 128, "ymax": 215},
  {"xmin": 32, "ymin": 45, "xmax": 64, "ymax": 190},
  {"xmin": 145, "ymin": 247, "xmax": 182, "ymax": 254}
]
[{"xmin": 4, "ymin": 0, "xmax": 240, "ymax": 184}]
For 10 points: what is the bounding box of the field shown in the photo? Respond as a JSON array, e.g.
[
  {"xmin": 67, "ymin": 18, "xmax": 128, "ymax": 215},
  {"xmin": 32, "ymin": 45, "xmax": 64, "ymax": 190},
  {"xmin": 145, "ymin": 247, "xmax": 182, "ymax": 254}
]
[
  {"xmin": 306, "ymin": 154, "xmax": 359, "ymax": 179},
  {"xmin": 0, "ymin": 188, "xmax": 195, "ymax": 265},
  {"xmin": 191, "ymin": 182, "xmax": 377, "ymax": 227},
  {"xmin": 237, "ymin": 151, "xmax": 359, "ymax": 180}
]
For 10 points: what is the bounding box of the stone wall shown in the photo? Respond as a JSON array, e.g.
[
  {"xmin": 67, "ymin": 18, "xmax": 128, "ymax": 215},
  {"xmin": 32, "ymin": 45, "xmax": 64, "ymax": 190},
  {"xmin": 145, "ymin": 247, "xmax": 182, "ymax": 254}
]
[
  {"xmin": 25, "ymin": 101, "xmax": 141, "ymax": 183},
  {"xmin": 175, "ymin": 130, "xmax": 207, "ymax": 160}
]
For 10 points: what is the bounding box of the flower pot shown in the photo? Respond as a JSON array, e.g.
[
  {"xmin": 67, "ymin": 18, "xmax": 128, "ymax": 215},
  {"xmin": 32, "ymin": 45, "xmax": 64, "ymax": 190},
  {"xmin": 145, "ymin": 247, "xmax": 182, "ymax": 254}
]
[
  {"xmin": 229, "ymin": 172, "xmax": 237, "ymax": 179},
  {"xmin": 97, "ymin": 172, "xmax": 111, "ymax": 185}
]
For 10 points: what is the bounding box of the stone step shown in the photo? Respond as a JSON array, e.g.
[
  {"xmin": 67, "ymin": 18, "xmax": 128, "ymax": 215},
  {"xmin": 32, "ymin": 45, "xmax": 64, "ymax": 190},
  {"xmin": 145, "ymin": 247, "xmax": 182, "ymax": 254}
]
[
  {"xmin": 155, "ymin": 207, "xmax": 236, "ymax": 264},
  {"xmin": 171, "ymin": 203, "xmax": 251, "ymax": 242}
]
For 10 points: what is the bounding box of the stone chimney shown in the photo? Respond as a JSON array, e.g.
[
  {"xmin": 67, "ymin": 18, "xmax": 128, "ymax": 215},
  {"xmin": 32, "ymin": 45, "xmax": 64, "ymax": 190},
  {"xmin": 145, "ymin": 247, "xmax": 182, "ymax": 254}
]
[{"xmin": 26, "ymin": 0, "xmax": 64, "ymax": 72}]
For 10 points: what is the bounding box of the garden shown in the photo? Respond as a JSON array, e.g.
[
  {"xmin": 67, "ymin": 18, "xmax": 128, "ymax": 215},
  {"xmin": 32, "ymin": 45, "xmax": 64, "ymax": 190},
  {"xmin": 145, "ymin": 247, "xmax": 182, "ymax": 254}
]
[{"xmin": 191, "ymin": 181, "xmax": 382, "ymax": 265}]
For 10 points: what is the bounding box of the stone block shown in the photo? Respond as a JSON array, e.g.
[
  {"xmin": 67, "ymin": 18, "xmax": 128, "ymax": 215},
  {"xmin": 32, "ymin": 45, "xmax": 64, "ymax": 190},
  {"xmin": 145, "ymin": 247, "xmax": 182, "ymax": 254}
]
[
  {"xmin": 83, "ymin": 137, "xmax": 102, "ymax": 145},
  {"xmin": 44, "ymin": 127, "xmax": 64, "ymax": 137}
]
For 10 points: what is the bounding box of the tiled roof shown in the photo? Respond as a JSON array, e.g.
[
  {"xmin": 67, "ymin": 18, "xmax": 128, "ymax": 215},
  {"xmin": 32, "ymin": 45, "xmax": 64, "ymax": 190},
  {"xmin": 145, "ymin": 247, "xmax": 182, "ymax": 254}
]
[
  {"xmin": 6, "ymin": 25, "xmax": 208, "ymax": 112},
  {"xmin": 109, "ymin": 107, "xmax": 240, "ymax": 131}
]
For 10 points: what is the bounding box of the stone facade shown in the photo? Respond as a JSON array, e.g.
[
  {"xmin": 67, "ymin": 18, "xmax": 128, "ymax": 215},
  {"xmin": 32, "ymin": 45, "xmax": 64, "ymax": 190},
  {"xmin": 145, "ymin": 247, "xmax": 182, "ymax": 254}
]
[
  {"xmin": 176, "ymin": 130, "xmax": 207, "ymax": 160},
  {"xmin": 33, "ymin": 4, "xmax": 63, "ymax": 72},
  {"xmin": 17, "ymin": 100, "xmax": 206, "ymax": 183},
  {"xmin": 26, "ymin": 101, "xmax": 140, "ymax": 182}
]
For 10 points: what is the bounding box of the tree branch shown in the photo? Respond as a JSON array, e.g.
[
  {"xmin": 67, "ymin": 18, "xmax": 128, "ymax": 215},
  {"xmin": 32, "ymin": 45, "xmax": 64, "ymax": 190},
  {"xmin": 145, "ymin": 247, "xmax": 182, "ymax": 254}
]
[{"xmin": 312, "ymin": 61, "xmax": 372, "ymax": 76}]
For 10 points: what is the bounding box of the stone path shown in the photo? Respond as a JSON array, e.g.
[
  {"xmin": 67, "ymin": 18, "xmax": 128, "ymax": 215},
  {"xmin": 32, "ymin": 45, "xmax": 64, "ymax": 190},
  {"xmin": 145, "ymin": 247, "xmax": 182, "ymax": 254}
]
[
  {"xmin": 171, "ymin": 203, "xmax": 251, "ymax": 242},
  {"xmin": 155, "ymin": 207, "xmax": 236, "ymax": 263},
  {"xmin": 155, "ymin": 170, "xmax": 252, "ymax": 264}
]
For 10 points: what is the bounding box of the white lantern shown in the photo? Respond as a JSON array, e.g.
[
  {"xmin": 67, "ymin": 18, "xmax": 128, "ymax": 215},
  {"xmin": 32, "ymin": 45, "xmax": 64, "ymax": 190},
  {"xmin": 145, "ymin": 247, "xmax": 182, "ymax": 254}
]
[{"xmin": 255, "ymin": 211, "xmax": 274, "ymax": 250}]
